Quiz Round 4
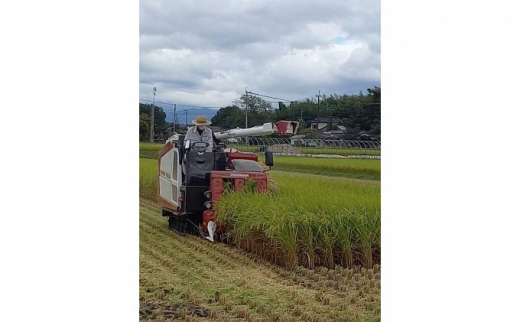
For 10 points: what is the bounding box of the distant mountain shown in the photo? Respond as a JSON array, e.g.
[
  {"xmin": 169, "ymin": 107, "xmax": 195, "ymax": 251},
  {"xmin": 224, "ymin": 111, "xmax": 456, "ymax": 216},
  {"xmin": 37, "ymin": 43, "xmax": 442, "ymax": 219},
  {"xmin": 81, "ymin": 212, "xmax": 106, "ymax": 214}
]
[{"xmin": 157, "ymin": 106, "xmax": 221, "ymax": 125}]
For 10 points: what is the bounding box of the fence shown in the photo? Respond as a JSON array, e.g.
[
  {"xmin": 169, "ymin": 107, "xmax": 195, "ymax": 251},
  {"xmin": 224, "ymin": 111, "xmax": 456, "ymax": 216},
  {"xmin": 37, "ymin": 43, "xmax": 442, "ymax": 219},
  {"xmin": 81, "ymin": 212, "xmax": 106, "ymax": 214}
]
[{"xmin": 222, "ymin": 138, "xmax": 381, "ymax": 159}]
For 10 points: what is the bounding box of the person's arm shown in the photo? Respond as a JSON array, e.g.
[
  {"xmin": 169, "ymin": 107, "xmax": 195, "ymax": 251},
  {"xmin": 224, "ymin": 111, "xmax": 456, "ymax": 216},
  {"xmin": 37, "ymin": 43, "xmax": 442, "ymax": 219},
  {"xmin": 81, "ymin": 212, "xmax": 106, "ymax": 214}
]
[
  {"xmin": 185, "ymin": 126, "xmax": 193, "ymax": 141},
  {"xmin": 212, "ymin": 132, "xmax": 221, "ymax": 145}
]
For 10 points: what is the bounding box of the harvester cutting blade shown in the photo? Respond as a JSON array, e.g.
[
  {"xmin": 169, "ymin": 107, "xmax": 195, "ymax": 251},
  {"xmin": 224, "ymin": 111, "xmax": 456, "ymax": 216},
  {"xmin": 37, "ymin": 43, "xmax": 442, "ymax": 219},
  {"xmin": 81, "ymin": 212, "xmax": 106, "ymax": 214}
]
[{"xmin": 206, "ymin": 221, "xmax": 216, "ymax": 242}]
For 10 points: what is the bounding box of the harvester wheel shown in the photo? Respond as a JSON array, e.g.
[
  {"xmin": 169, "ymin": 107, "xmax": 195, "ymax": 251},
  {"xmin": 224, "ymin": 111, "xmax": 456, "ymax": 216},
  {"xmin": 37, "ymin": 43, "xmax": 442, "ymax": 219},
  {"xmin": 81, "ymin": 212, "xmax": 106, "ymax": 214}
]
[{"xmin": 168, "ymin": 216, "xmax": 176, "ymax": 230}]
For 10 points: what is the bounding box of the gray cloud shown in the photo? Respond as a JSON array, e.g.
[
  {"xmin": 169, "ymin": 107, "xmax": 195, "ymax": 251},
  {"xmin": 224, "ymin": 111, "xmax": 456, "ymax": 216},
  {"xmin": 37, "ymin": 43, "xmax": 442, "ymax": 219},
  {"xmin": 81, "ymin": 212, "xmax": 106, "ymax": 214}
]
[{"xmin": 140, "ymin": 0, "xmax": 380, "ymax": 107}]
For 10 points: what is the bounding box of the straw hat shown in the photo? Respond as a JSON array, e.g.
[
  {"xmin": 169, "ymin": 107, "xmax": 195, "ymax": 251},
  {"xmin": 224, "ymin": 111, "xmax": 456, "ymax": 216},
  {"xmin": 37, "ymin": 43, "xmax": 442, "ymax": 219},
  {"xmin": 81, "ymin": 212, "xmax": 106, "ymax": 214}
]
[{"xmin": 191, "ymin": 115, "xmax": 212, "ymax": 126}]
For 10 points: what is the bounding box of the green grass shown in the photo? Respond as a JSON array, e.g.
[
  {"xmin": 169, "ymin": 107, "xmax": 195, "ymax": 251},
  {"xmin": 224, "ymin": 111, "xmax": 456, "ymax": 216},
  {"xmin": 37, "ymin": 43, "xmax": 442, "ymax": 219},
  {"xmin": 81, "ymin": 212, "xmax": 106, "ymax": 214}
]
[
  {"xmin": 300, "ymin": 147, "xmax": 380, "ymax": 156},
  {"xmin": 140, "ymin": 142, "xmax": 381, "ymax": 180},
  {"xmin": 227, "ymin": 144, "xmax": 381, "ymax": 157},
  {"xmin": 139, "ymin": 143, "xmax": 163, "ymax": 159},
  {"xmin": 272, "ymin": 156, "xmax": 380, "ymax": 180},
  {"xmin": 140, "ymin": 158, "xmax": 157, "ymax": 200},
  {"xmin": 140, "ymin": 142, "xmax": 380, "ymax": 158},
  {"xmin": 140, "ymin": 142, "xmax": 165, "ymax": 151}
]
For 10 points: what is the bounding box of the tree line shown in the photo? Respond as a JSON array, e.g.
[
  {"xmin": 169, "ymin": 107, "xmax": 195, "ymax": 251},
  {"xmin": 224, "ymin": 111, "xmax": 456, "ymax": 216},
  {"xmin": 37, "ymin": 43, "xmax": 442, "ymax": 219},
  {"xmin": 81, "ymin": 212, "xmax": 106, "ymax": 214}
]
[
  {"xmin": 139, "ymin": 103, "xmax": 169, "ymax": 141},
  {"xmin": 212, "ymin": 86, "xmax": 380, "ymax": 140},
  {"xmin": 139, "ymin": 86, "xmax": 380, "ymax": 141}
]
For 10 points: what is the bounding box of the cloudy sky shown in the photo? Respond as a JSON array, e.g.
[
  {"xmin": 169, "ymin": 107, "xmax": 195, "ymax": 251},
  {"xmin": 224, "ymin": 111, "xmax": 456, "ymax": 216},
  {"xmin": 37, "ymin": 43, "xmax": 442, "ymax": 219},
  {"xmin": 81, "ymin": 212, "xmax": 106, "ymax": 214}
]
[{"xmin": 140, "ymin": 0, "xmax": 380, "ymax": 108}]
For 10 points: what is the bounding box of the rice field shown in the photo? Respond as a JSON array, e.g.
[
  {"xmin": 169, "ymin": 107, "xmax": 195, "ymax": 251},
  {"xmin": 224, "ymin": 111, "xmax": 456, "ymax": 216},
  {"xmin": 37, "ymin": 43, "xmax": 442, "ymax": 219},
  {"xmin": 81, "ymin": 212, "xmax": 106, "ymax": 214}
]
[
  {"xmin": 140, "ymin": 158, "xmax": 157, "ymax": 200},
  {"xmin": 215, "ymin": 172, "xmax": 380, "ymax": 269},
  {"xmin": 140, "ymin": 143, "xmax": 163, "ymax": 159},
  {"xmin": 139, "ymin": 142, "xmax": 381, "ymax": 180},
  {"xmin": 139, "ymin": 154, "xmax": 381, "ymax": 321},
  {"xmin": 140, "ymin": 198, "xmax": 381, "ymax": 322},
  {"xmin": 273, "ymin": 156, "xmax": 380, "ymax": 180},
  {"xmin": 139, "ymin": 156, "xmax": 380, "ymax": 269},
  {"xmin": 274, "ymin": 156, "xmax": 380, "ymax": 172},
  {"xmin": 140, "ymin": 142, "xmax": 381, "ymax": 158},
  {"xmin": 226, "ymin": 144, "xmax": 381, "ymax": 157},
  {"xmin": 140, "ymin": 143, "xmax": 165, "ymax": 151}
]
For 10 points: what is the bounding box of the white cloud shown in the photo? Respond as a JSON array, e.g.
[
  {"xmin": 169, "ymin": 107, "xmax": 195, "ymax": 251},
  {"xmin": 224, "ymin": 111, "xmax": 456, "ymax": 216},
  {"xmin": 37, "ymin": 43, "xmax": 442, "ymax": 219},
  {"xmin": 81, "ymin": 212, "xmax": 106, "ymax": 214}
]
[{"xmin": 140, "ymin": 0, "xmax": 380, "ymax": 106}]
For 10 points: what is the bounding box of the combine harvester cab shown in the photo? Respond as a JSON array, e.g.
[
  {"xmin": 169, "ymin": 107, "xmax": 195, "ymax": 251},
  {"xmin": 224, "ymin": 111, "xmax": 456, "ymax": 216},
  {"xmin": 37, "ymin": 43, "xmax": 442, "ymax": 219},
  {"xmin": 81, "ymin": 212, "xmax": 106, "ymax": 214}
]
[{"xmin": 157, "ymin": 120, "xmax": 299, "ymax": 242}]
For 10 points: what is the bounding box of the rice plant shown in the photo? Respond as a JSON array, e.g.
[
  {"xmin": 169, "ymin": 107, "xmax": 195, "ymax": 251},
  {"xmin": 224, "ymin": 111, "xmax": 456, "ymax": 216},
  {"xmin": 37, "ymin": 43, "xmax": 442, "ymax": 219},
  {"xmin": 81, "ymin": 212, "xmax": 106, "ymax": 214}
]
[
  {"xmin": 215, "ymin": 172, "xmax": 380, "ymax": 269},
  {"xmin": 140, "ymin": 158, "xmax": 157, "ymax": 200},
  {"xmin": 273, "ymin": 156, "xmax": 380, "ymax": 179},
  {"xmin": 139, "ymin": 154, "xmax": 380, "ymax": 269}
]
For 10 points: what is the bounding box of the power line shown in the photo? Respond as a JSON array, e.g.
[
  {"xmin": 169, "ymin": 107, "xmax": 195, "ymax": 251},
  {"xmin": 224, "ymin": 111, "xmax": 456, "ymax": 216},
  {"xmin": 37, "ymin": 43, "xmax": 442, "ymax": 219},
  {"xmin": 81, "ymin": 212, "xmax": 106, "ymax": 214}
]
[
  {"xmin": 139, "ymin": 98, "xmax": 222, "ymax": 109},
  {"xmin": 247, "ymin": 92, "xmax": 321, "ymax": 105},
  {"xmin": 161, "ymin": 108, "xmax": 216, "ymax": 116},
  {"xmin": 140, "ymin": 94, "xmax": 313, "ymax": 110},
  {"xmin": 150, "ymin": 87, "xmax": 156, "ymax": 143},
  {"xmin": 245, "ymin": 91, "xmax": 294, "ymax": 102}
]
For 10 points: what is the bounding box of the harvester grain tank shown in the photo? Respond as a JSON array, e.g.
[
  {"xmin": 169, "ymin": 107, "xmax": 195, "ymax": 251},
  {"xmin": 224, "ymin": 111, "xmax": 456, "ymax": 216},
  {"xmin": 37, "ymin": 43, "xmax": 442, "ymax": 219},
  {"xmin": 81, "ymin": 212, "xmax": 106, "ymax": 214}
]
[{"xmin": 157, "ymin": 120, "xmax": 299, "ymax": 241}]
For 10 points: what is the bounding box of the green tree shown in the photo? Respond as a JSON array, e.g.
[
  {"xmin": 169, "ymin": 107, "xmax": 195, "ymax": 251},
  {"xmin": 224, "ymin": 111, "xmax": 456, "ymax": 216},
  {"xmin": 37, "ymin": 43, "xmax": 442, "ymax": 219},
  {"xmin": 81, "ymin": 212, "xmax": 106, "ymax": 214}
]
[
  {"xmin": 297, "ymin": 127, "xmax": 320, "ymax": 139},
  {"xmin": 139, "ymin": 103, "xmax": 169, "ymax": 140},
  {"xmin": 211, "ymin": 105, "xmax": 244, "ymax": 129},
  {"xmin": 239, "ymin": 94, "xmax": 272, "ymax": 114},
  {"xmin": 369, "ymin": 122, "xmax": 381, "ymax": 140},
  {"xmin": 139, "ymin": 113, "xmax": 150, "ymax": 141},
  {"xmin": 231, "ymin": 94, "xmax": 275, "ymax": 127},
  {"xmin": 206, "ymin": 87, "xmax": 381, "ymax": 139},
  {"xmin": 366, "ymin": 86, "xmax": 381, "ymax": 103},
  {"xmin": 363, "ymin": 86, "xmax": 381, "ymax": 138}
]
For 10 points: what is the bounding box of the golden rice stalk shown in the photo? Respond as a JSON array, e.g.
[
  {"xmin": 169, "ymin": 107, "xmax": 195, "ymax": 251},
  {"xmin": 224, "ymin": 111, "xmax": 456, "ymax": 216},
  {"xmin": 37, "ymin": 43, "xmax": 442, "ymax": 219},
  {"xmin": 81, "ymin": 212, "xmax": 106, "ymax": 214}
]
[
  {"xmin": 258, "ymin": 161, "xmax": 279, "ymax": 194},
  {"xmin": 268, "ymin": 309, "xmax": 280, "ymax": 321},
  {"xmin": 323, "ymin": 295, "xmax": 330, "ymax": 305},
  {"xmin": 180, "ymin": 308, "xmax": 188, "ymax": 320},
  {"xmin": 267, "ymin": 175, "xmax": 279, "ymax": 194}
]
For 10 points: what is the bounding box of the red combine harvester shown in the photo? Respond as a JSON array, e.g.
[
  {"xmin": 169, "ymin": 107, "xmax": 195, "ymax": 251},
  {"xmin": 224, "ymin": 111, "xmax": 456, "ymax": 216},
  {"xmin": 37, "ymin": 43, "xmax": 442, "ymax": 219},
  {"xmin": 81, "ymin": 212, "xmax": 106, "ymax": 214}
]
[{"xmin": 157, "ymin": 121, "xmax": 299, "ymax": 241}]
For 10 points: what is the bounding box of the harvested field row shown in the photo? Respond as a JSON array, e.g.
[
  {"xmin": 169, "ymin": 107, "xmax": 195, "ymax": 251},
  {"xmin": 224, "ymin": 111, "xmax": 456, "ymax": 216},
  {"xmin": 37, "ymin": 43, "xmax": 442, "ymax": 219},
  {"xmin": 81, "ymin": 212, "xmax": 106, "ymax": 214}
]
[{"xmin": 139, "ymin": 198, "xmax": 381, "ymax": 322}]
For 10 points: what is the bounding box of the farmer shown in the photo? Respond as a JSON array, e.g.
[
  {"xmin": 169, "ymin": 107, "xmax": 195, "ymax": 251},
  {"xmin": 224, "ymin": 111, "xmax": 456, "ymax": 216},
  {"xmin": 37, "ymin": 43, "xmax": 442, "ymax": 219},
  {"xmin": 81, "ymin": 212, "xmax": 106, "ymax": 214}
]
[{"xmin": 184, "ymin": 115, "xmax": 220, "ymax": 152}]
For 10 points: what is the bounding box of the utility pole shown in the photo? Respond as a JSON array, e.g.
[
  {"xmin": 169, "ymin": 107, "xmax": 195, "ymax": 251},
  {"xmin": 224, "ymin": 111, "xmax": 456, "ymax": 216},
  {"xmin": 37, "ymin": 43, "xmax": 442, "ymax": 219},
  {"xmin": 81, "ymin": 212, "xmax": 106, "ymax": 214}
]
[
  {"xmin": 173, "ymin": 104, "xmax": 176, "ymax": 133},
  {"xmin": 324, "ymin": 94, "xmax": 332, "ymax": 131},
  {"xmin": 150, "ymin": 87, "xmax": 156, "ymax": 143},
  {"xmin": 185, "ymin": 110, "xmax": 188, "ymax": 126},
  {"xmin": 316, "ymin": 90, "xmax": 321, "ymax": 131},
  {"xmin": 245, "ymin": 87, "xmax": 248, "ymax": 128}
]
